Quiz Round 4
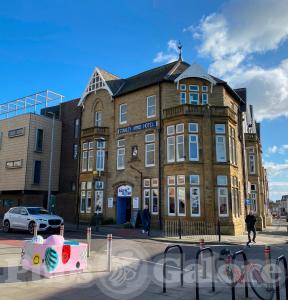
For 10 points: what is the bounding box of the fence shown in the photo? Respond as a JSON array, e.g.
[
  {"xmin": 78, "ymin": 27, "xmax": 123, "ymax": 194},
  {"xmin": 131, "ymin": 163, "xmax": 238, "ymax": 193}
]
[{"xmin": 164, "ymin": 219, "xmax": 220, "ymax": 242}]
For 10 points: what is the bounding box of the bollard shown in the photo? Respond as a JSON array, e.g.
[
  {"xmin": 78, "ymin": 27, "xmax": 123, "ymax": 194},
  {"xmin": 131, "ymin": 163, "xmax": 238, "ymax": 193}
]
[
  {"xmin": 200, "ymin": 239, "xmax": 207, "ymax": 279},
  {"xmin": 33, "ymin": 223, "xmax": 38, "ymax": 237},
  {"xmin": 264, "ymin": 245, "xmax": 273, "ymax": 292},
  {"xmin": 60, "ymin": 224, "xmax": 64, "ymax": 237},
  {"xmin": 107, "ymin": 234, "xmax": 113, "ymax": 272},
  {"xmin": 87, "ymin": 227, "xmax": 92, "ymax": 257}
]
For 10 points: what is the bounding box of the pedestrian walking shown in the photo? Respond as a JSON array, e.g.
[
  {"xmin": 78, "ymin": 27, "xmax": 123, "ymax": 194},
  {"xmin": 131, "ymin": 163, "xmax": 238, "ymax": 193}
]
[
  {"xmin": 245, "ymin": 211, "xmax": 257, "ymax": 246},
  {"xmin": 142, "ymin": 204, "xmax": 151, "ymax": 235}
]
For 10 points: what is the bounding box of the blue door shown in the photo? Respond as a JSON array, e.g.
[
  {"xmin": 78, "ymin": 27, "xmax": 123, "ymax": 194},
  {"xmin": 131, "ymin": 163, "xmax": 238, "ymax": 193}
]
[{"xmin": 117, "ymin": 197, "xmax": 127, "ymax": 224}]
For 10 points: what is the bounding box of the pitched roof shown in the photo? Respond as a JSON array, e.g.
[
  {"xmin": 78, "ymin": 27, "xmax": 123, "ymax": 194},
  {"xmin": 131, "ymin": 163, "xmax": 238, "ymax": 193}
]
[
  {"xmin": 114, "ymin": 60, "xmax": 189, "ymax": 96},
  {"xmin": 79, "ymin": 60, "xmax": 244, "ymax": 104}
]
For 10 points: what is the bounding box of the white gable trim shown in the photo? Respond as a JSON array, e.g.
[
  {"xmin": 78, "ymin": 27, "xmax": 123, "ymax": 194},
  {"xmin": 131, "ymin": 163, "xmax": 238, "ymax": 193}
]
[
  {"xmin": 174, "ymin": 63, "xmax": 217, "ymax": 87},
  {"xmin": 78, "ymin": 67, "xmax": 113, "ymax": 106}
]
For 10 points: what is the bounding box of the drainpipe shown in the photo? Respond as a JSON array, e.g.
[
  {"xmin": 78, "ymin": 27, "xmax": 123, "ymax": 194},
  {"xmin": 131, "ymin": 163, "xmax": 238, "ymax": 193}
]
[{"xmin": 158, "ymin": 83, "xmax": 163, "ymax": 230}]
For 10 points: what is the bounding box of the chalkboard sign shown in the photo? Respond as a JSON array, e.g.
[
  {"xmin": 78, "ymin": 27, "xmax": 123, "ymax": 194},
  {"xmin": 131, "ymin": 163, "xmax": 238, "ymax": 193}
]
[{"xmin": 130, "ymin": 210, "xmax": 142, "ymax": 228}]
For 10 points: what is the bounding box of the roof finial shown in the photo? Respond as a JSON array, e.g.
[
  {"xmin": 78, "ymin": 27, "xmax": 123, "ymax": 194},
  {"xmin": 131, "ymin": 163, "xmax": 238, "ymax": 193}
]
[{"xmin": 178, "ymin": 41, "xmax": 183, "ymax": 61}]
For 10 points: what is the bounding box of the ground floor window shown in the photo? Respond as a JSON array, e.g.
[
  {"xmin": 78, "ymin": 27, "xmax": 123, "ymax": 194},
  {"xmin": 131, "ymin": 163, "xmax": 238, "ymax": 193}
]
[
  {"xmin": 251, "ymin": 192, "xmax": 257, "ymax": 213},
  {"xmin": 167, "ymin": 175, "xmax": 186, "ymax": 216},
  {"xmin": 190, "ymin": 174, "xmax": 200, "ymax": 217},
  {"xmin": 218, "ymin": 187, "xmax": 229, "ymax": 217},
  {"xmin": 143, "ymin": 178, "xmax": 159, "ymax": 214},
  {"xmin": 231, "ymin": 176, "xmax": 240, "ymax": 218},
  {"xmin": 95, "ymin": 191, "xmax": 103, "ymax": 213}
]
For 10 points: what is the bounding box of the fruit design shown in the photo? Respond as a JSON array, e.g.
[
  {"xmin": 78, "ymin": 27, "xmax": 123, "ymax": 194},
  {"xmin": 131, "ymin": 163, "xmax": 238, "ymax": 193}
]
[
  {"xmin": 32, "ymin": 254, "xmax": 41, "ymax": 265},
  {"xmin": 62, "ymin": 245, "xmax": 71, "ymax": 264},
  {"xmin": 45, "ymin": 247, "xmax": 59, "ymax": 272}
]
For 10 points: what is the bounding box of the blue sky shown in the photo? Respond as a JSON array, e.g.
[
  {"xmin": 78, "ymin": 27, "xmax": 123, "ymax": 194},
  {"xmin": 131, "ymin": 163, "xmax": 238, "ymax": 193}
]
[{"xmin": 0, "ymin": 0, "xmax": 287, "ymax": 200}]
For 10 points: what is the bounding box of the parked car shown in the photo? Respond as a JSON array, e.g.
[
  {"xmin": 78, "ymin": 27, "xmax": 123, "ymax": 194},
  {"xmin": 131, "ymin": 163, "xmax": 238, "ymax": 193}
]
[{"xmin": 2, "ymin": 207, "xmax": 64, "ymax": 234}]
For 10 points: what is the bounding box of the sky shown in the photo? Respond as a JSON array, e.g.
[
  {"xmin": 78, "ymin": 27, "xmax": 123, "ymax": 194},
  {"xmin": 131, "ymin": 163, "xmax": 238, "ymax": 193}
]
[{"xmin": 0, "ymin": 0, "xmax": 287, "ymax": 200}]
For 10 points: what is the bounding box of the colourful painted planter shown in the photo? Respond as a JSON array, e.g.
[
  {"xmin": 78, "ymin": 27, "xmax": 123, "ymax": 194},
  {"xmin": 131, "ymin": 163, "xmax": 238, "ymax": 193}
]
[{"xmin": 21, "ymin": 235, "xmax": 88, "ymax": 278}]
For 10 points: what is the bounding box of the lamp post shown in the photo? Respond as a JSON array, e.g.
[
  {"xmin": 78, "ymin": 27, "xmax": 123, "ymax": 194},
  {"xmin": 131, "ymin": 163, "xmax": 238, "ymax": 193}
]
[{"xmin": 47, "ymin": 112, "xmax": 55, "ymax": 213}]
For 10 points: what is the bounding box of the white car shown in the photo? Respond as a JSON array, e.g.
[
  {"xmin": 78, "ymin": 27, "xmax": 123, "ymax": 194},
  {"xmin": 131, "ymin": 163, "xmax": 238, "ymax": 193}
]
[{"xmin": 3, "ymin": 207, "xmax": 64, "ymax": 234}]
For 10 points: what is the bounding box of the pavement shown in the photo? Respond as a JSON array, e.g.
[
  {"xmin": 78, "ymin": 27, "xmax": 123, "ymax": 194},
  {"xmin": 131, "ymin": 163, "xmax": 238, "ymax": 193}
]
[{"xmin": 0, "ymin": 220, "xmax": 287, "ymax": 299}]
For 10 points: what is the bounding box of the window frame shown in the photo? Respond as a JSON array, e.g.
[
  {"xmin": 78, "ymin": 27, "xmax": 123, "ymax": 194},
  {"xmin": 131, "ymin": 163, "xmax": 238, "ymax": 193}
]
[
  {"xmin": 119, "ymin": 103, "xmax": 128, "ymax": 124},
  {"xmin": 147, "ymin": 95, "xmax": 156, "ymax": 118},
  {"xmin": 189, "ymin": 134, "xmax": 199, "ymax": 161},
  {"xmin": 218, "ymin": 187, "xmax": 229, "ymax": 217},
  {"xmin": 190, "ymin": 186, "xmax": 201, "ymax": 217}
]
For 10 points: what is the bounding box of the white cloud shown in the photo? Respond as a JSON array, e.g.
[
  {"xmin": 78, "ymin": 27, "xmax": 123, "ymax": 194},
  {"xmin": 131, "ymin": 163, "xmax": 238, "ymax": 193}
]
[
  {"xmin": 268, "ymin": 146, "xmax": 278, "ymax": 154},
  {"xmin": 153, "ymin": 39, "xmax": 179, "ymax": 63},
  {"xmin": 264, "ymin": 161, "xmax": 288, "ymax": 176},
  {"xmin": 269, "ymin": 182, "xmax": 288, "ymax": 187},
  {"xmin": 268, "ymin": 144, "xmax": 288, "ymax": 155},
  {"xmin": 188, "ymin": 0, "xmax": 288, "ymax": 121}
]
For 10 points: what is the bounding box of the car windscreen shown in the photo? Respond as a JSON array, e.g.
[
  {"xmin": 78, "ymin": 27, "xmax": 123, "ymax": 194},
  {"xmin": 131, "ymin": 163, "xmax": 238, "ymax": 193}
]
[{"xmin": 27, "ymin": 208, "xmax": 49, "ymax": 215}]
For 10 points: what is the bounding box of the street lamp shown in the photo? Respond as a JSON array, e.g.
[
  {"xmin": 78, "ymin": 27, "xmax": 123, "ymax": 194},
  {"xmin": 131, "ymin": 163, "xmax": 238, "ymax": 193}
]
[{"xmin": 46, "ymin": 112, "xmax": 55, "ymax": 214}]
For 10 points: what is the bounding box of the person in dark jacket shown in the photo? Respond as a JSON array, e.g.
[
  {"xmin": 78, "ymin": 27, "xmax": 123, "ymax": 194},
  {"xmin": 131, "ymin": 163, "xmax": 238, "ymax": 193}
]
[
  {"xmin": 245, "ymin": 211, "xmax": 257, "ymax": 246},
  {"xmin": 142, "ymin": 205, "xmax": 151, "ymax": 234}
]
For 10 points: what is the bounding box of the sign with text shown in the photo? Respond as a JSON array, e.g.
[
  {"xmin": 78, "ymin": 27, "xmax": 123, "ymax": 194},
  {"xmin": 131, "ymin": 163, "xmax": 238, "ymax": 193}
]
[
  {"xmin": 108, "ymin": 197, "xmax": 113, "ymax": 208},
  {"xmin": 118, "ymin": 121, "xmax": 157, "ymax": 135},
  {"xmin": 133, "ymin": 197, "xmax": 139, "ymax": 209},
  {"xmin": 117, "ymin": 185, "xmax": 132, "ymax": 197}
]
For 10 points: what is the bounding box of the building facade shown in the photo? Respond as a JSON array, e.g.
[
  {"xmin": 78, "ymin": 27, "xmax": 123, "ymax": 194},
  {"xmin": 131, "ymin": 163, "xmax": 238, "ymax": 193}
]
[
  {"xmin": 77, "ymin": 59, "xmax": 259, "ymax": 235},
  {"xmin": 0, "ymin": 94, "xmax": 81, "ymax": 222},
  {"xmin": 0, "ymin": 113, "xmax": 62, "ymax": 215}
]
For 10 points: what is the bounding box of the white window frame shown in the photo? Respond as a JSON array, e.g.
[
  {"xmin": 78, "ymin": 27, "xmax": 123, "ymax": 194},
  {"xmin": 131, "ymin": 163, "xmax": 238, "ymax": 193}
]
[
  {"xmin": 190, "ymin": 175, "xmax": 200, "ymax": 185},
  {"xmin": 202, "ymin": 85, "xmax": 208, "ymax": 92},
  {"xmin": 168, "ymin": 187, "xmax": 176, "ymax": 216},
  {"xmin": 167, "ymin": 136, "xmax": 175, "ymax": 163},
  {"xmin": 176, "ymin": 123, "xmax": 184, "ymax": 134},
  {"xmin": 119, "ymin": 104, "xmax": 127, "ymax": 124},
  {"xmin": 215, "ymin": 124, "xmax": 226, "ymax": 134},
  {"xmin": 145, "ymin": 143, "xmax": 155, "ymax": 167},
  {"xmin": 144, "ymin": 189, "xmax": 151, "ymax": 208},
  {"xmin": 249, "ymin": 154, "xmax": 256, "ymax": 174},
  {"xmin": 145, "ymin": 133, "xmax": 155, "ymax": 143},
  {"xmin": 177, "ymin": 175, "xmax": 185, "ymax": 185},
  {"xmin": 95, "ymin": 111, "xmax": 102, "ymax": 127},
  {"xmin": 218, "ymin": 187, "xmax": 229, "ymax": 217},
  {"xmin": 95, "ymin": 190, "xmax": 103, "ymax": 213},
  {"xmin": 167, "ymin": 125, "xmax": 175, "ymax": 136},
  {"xmin": 189, "ymin": 134, "xmax": 199, "ymax": 161},
  {"xmin": 96, "ymin": 149, "xmax": 105, "ymax": 171},
  {"xmin": 117, "ymin": 148, "xmax": 125, "ymax": 170},
  {"xmin": 180, "ymin": 92, "xmax": 186, "ymax": 104},
  {"xmin": 188, "ymin": 123, "xmax": 198, "ymax": 133},
  {"xmin": 80, "ymin": 191, "xmax": 86, "ymax": 213},
  {"xmin": 189, "ymin": 85, "xmax": 199, "ymax": 91},
  {"xmin": 151, "ymin": 188, "xmax": 159, "ymax": 215},
  {"xmin": 180, "ymin": 84, "xmax": 186, "ymax": 91},
  {"xmin": 147, "ymin": 95, "xmax": 156, "ymax": 118},
  {"xmin": 177, "ymin": 187, "xmax": 186, "ymax": 216},
  {"xmin": 202, "ymin": 93, "xmax": 208, "ymax": 105},
  {"xmin": 190, "ymin": 186, "xmax": 201, "ymax": 217},
  {"xmin": 167, "ymin": 176, "xmax": 175, "ymax": 186},
  {"xmin": 189, "ymin": 93, "xmax": 199, "ymax": 105},
  {"xmin": 176, "ymin": 135, "xmax": 185, "ymax": 162},
  {"xmin": 217, "ymin": 175, "xmax": 228, "ymax": 186},
  {"xmin": 216, "ymin": 135, "xmax": 227, "ymax": 162}
]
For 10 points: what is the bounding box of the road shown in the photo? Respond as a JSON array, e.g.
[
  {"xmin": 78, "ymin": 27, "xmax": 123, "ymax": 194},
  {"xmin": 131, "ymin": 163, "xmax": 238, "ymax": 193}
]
[{"xmin": 0, "ymin": 223, "xmax": 288, "ymax": 300}]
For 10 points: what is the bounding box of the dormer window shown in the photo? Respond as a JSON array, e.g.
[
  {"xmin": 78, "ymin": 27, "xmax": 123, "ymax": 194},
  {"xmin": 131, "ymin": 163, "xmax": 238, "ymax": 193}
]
[
  {"xmin": 202, "ymin": 93, "xmax": 208, "ymax": 105},
  {"xmin": 180, "ymin": 84, "xmax": 186, "ymax": 91},
  {"xmin": 189, "ymin": 93, "xmax": 199, "ymax": 105},
  {"xmin": 189, "ymin": 85, "xmax": 199, "ymax": 92},
  {"xmin": 180, "ymin": 92, "xmax": 186, "ymax": 104}
]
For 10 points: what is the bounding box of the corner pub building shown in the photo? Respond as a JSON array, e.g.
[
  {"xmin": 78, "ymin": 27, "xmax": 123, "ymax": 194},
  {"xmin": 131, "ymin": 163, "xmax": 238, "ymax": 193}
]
[{"xmin": 78, "ymin": 55, "xmax": 259, "ymax": 235}]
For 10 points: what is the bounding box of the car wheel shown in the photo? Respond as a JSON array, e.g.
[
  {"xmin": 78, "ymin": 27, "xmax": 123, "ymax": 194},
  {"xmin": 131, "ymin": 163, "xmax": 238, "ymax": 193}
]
[
  {"xmin": 3, "ymin": 220, "xmax": 10, "ymax": 233},
  {"xmin": 28, "ymin": 222, "xmax": 36, "ymax": 235}
]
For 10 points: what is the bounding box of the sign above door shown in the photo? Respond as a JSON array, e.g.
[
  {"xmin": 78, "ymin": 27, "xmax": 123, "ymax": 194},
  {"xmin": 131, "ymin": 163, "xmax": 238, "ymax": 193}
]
[{"xmin": 118, "ymin": 185, "xmax": 132, "ymax": 197}]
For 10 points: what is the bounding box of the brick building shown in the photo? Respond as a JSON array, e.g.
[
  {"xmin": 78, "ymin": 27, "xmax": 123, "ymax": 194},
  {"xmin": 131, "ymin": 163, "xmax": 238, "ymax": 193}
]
[
  {"xmin": 77, "ymin": 57, "xmax": 265, "ymax": 235},
  {"xmin": 0, "ymin": 92, "xmax": 81, "ymax": 223}
]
